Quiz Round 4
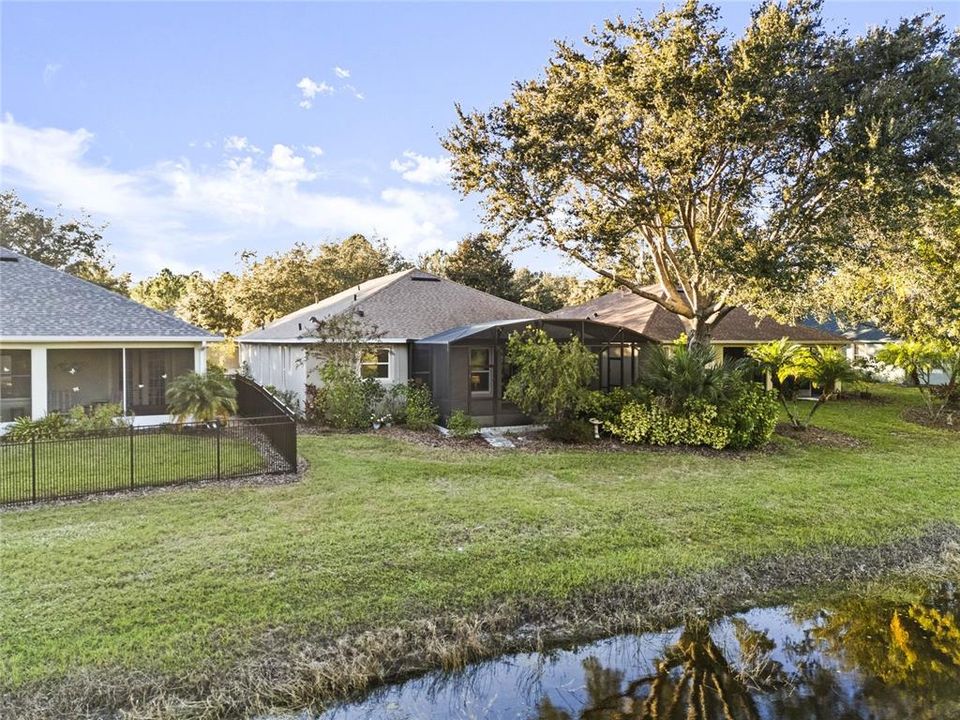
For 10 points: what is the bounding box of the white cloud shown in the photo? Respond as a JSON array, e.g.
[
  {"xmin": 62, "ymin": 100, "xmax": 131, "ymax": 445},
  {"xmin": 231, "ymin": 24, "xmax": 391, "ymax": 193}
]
[
  {"xmin": 334, "ymin": 66, "xmax": 350, "ymax": 79},
  {"xmin": 0, "ymin": 116, "xmax": 461, "ymax": 275},
  {"xmin": 223, "ymin": 135, "xmax": 262, "ymax": 154},
  {"xmin": 43, "ymin": 63, "xmax": 62, "ymax": 86},
  {"xmin": 390, "ymin": 151, "xmax": 452, "ymax": 185},
  {"xmin": 266, "ymin": 144, "xmax": 316, "ymax": 184},
  {"xmin": 305, "ymin": 145, "xmax": 324, "ymax": 157},
  {"xmin": 296, "ymin": 76, "xmax": 333, "ymax": 109}
]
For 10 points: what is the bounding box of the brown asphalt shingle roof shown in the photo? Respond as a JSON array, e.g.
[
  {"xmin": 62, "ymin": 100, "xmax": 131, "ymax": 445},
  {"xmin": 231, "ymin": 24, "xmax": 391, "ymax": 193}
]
[
  {"xmin": 550, "ymin": 288, "xmax": 846, "ymax": 344},
  {"xmin": 239, "ymin": 269, "xmax": 542, "ymax": 342}
]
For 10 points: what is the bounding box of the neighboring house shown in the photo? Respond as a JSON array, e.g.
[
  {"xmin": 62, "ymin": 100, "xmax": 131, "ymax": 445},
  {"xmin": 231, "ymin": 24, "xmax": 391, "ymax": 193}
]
[
  {"xmin": 551, "ymin": 287, "xmax": 848, "ymax": 360},
  {"xmin": 237, "ymin": 269, "xmax": 540, "ymax": 407},
  {"xmin": 237, "ymin": 269, "xmax": 651, "ymax": 425},
  {"xmin": 802, "ymin": 316, "xmax": 950, "ymax": 385},
  {"xmin": 802, "ymin": 317, "xmax": 903, "ymax": 382},
  {"xmin": 0, "ymin": 247, "xmax": 220, "ymax": 427}
]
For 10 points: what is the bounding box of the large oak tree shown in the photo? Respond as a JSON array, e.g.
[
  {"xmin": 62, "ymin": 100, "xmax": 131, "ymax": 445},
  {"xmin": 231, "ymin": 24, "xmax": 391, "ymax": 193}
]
[
  {"xmin": 443, "ymin": 0, "xmax": 960, "ymax": 345},
  {"xmin": 0, "ymin": 190, "xmax": 130, "ymax": 295}
]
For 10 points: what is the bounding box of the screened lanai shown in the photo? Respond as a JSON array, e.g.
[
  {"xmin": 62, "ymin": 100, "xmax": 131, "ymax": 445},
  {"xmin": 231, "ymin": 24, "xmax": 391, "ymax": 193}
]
[{"xmin": 412, "ymin": 318, "xmax": 652, "ymax": 426}]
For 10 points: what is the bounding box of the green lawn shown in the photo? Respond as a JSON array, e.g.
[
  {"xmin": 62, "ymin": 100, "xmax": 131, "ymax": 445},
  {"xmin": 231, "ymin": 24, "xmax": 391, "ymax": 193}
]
[
  {"xmin": 0, "ymin": 432, "xmax": 264, "ymax": 504},
  {"xmin": 1, "ymin": 385, "xmax": 958, "ymax": 690}
]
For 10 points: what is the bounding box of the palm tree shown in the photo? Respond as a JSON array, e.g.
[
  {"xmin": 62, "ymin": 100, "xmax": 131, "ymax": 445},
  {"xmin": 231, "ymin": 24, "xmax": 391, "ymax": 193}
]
[
  {"xmin": 748, "ymin": 340, "xmax": 858, "ymax": 430},
  {"xmin": 165, "ymin": 370, "xmax": 237, "ymax": 424},
  {"xmin": 641, "ymin": 343, "xmax": 747, "ymax": 411}
]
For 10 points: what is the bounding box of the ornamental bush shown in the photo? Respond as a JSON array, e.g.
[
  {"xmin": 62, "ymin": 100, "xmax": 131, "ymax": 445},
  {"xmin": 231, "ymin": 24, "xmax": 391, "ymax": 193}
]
[
  {"xmin": 504, "ymin": 327, "xmax": 597, "ymax": 435},
  {"xmin": 607, "ymin": 384, "xmax": 778, "ymax": 450},
  {"xmin": 308, "ymin": 363, "xmax": 370, "ymax": 429},
  {"xmin": 447, "ymin": 409, "xmax": 479, "ymax": 438},
  {"xmin": 399, "ymin": 382, "xmax": 438, "ymax": 430}
]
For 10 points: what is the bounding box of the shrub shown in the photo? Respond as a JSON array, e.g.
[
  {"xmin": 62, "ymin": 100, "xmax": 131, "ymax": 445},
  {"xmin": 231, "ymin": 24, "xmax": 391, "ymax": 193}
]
[
  {"xmin": 607, "ymin": 384, "xmax": 779, "ymax": 450},
  {"xmin": 309, "ymin": 363, "xmax": 370, "ymax": 429},
  {"xmin": 2, "ymin": 413, "xmax": 70, "ymax": 442},
  {"xmin": 641, "ymin": 343, "xmax": 747, "ymax": 410},
  {"xmin": 166, "ymin": 370, "xmax": 238, "ymax": 424},
  {"xmin": 66, "ymin": 403, "xmax": 130, "ymax": 434},
  {"xmin": 504, "ymin": 328, "xmax": 597, "ymax": 437},
  {"xmin": 399, "ymin": 382, "xmax": 438, "ymax": 430},
  {"xmin": 543, "ymin": 417, "xmax": 595, "ymax": 443},
  {"xmin": 582, "ymin": 386, "xmax": 652, "ymax": 426},
  {"xmin": 715, "ymin": 381, "xmax": 780, "ymax": 449},
  {"xmin": 447, "ymin": 409, "xmax": 479, "ymax": 438},
  {"xmin": 1, "ymin": 403, "xmax": 138, "ymax": 442}
]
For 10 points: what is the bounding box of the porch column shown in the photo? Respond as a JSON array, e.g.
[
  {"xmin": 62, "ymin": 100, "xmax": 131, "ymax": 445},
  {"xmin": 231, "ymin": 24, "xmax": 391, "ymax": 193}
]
[
  {"xmin": 195, "ymin": 344, "xmax": 207, "ymax": 374},
  {"xmin": 30, "ymin": 347, "xmax": 48, "ymax": 419}
]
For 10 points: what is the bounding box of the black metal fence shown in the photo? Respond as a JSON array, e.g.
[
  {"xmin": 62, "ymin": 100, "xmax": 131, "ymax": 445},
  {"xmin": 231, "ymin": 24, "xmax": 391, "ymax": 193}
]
[
  {"xmin": 0, "ymin": 417, "xmax": 296, "ymax": 507},
  {"xmin": 233, "ymin": 374, "xmax": 298, "ymax": 467}
]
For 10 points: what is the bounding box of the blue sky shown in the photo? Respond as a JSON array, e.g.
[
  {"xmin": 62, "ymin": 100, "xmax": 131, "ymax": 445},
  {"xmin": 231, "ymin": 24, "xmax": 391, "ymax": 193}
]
[{"xmin": 2, "ymin": 1, "xmax": 958, "ymax": 279}]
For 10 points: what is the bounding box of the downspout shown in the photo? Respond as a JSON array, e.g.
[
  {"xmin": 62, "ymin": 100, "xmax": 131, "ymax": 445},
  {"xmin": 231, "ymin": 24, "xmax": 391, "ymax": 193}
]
[
  {"xmin": 122, "ymin": 348, "xmax": 128, "ymax": 416},
  {"xmin": 493, "ymin": 327, "xmax": 500, "ymax": 428}
]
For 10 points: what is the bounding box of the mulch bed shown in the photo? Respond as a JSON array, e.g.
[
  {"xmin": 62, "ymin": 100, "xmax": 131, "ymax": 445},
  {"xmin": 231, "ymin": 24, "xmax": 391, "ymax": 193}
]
[
  {"xmin": 299, "ymin": 423, "xmax": 802, "ymax": 458},
  {"xmin": 902, "ymin": 407, "xmax": 960, "ymax": 432},
  {"xmin": 774, "ymin": 423, "xmax": 863, "ymax": 448}
]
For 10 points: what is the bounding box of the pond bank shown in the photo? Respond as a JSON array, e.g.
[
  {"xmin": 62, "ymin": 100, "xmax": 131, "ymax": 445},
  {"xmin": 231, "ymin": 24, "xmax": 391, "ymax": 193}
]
[{"xmin": 5, "ymin": 523, "xmax": 958, "ymax": 720}]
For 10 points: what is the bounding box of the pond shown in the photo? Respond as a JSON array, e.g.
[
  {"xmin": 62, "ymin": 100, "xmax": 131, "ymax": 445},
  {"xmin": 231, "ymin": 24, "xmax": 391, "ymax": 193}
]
[{"xmin": 278, "ymin": 582, "xmax": 960, "ymax": 720}]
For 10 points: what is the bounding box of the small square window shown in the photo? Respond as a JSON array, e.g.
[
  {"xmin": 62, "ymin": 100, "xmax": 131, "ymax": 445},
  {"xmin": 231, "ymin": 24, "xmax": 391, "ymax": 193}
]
[{"xmin": 360, "ymin": 348, "xmax": 390, "ymax": 379}]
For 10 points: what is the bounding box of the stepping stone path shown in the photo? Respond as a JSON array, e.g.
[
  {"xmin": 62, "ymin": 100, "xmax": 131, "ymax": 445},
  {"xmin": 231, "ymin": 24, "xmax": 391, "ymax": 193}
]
[{"xmin": 480, "ymin": 428, "xmax": 516, "ymax": 448}]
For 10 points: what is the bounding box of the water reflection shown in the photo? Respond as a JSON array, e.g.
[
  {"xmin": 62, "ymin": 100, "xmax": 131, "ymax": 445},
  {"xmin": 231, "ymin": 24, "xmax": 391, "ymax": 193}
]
[{"xmin": 311, "ymin": 582, "xmax": 960, "ymax": 720}]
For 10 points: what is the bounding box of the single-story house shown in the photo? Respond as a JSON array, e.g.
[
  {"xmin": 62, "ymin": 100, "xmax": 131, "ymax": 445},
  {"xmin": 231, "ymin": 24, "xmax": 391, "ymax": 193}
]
[
  {"xmin": 237, "ymin": 269, "xmax": 650, "ymax": 425},
  {"xmin": 802, "ymin": 316, "xmax": 950, "ymax": 385},
  {"xmin": 551, "ymin": 287, "xmax": 848, "ymax": 360},
  {"xmin": 802, "ymin": 317, "xmax": 902, "ymax": 382},
  {"xmin": 0, "ymin": 246, "xmax": 221, "ymax": 427}
]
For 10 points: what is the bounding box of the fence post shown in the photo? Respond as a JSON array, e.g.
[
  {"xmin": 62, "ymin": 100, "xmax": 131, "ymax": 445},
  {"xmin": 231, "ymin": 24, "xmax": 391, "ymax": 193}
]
[
  {"xmin": 216, "ymin": 423, "xmax": 222, "ymax": 480},
  {"xmin": 129, "ymin": 424, "xmax": 135, "ymax": 490},
  {"xmin": 31, "ymin": 437, "xmax": 37, "ymax": 504}
]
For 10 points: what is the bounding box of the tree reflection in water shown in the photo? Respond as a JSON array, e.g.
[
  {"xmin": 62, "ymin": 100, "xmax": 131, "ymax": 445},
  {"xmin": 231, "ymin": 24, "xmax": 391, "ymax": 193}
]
[
  {"xmin": 536, "ymin": 618, "xmax": 776, "ymax": 720},
  {"xmin": 535, "ymin": 584, "xmax": 960, "ymax": 720}
]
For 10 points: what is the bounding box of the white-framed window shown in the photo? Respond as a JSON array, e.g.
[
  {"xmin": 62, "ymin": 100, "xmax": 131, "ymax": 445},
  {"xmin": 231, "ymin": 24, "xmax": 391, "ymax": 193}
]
[
  {"xmin": 470, "ymin": 348, "xmax": 492, "ymax": 395},
  {"xmin": 360, "ymin": 348, "xmax": 391, "ymax": 379}
]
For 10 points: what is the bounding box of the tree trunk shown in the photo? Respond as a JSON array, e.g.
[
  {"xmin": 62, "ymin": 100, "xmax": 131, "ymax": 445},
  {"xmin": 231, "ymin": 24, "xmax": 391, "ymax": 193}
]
[{"xmin": 682, "ymin": 315, "xmax": 714, "ymax": 351}]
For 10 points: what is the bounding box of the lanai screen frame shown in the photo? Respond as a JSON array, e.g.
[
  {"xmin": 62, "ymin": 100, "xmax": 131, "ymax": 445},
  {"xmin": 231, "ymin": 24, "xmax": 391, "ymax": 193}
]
[{"xmin": 413, "ymin": 318, "xmax": 652, "ymax": 424}]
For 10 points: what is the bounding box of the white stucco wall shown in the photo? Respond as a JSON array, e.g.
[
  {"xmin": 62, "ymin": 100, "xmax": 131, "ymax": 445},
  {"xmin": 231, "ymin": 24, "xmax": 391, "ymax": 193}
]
[{"xmin": 238, "ymin": 342, "xmax": 410, "ymax": 406}]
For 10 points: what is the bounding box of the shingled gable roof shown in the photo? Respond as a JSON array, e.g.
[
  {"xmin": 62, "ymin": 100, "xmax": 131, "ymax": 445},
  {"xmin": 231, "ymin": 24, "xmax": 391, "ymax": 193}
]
[
  {"xmin": 0, "ymin": 246, "xmax": 217, "ymax": 340},
  {"xmin": 238, "ymin": 268, "xmax": 542, "ymax": 343},
  {"xmin": 550, "ymin": 287, "xmax": 847, "ymax": 344}
]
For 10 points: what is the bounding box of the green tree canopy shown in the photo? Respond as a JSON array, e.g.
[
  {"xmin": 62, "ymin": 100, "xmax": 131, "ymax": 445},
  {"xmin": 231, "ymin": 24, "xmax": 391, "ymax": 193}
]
[
  {"xmin": 439, "ymin": 233, "xmax": 518, "ymax": 301},
  {"xmin": 0, "ymin": 189, "xmax": 130, "ymax": 294},
  {"xmin": 231, "ymin": 234, "xmax": 410, "ymax": 330},
  {"xmin": 177, "ymin": 272, "xmax": 243, "ymax": 338},
  {"xmin": 444, "ymin": 0, "xmax": 960, "ymax": 346},
  {"xmin": 130, "ymin": 268, "xmax": 195, "ymax": 313},
  {"xmin": 819, "ymin": 183, "xmax": 960, "ymax": 344}
]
